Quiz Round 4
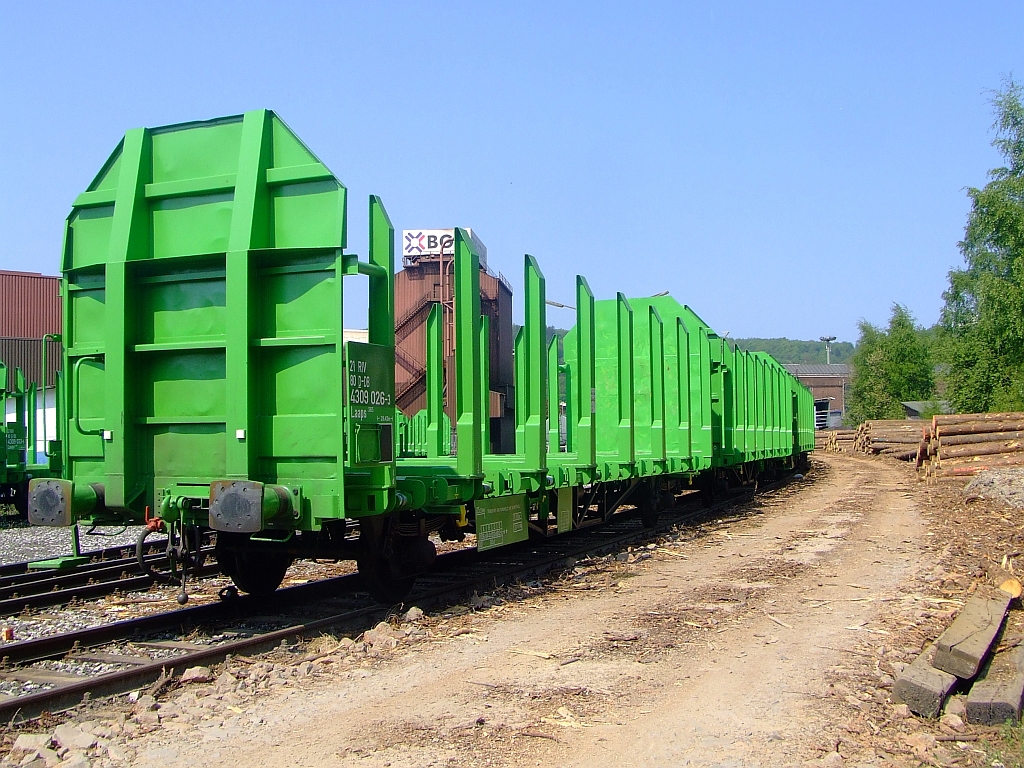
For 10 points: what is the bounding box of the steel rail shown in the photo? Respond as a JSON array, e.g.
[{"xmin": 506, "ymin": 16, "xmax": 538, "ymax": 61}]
[
  {"xmin": 0, "ymin": 547, "xmax": 218, "ymax": 617},
  {"xmin": 0, "ymin": 547, "xmax": 200, "ymax": 595},
  {"xmin": 0, "ymin": 538, "xmax": 169, "ymax": 579},
  {"xmin": 0, "ymin": 478, "xmax": 790, "ymax": 722},
  {"xmin": 0, "ymin": 563, "xmax": 223, "ymax": 618}
]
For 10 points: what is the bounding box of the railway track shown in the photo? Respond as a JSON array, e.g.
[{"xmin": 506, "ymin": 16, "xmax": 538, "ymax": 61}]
[
  {"xmin": 0, "ymin": 478, "xmax": 793, "ymax": 722},
  {"xmin": 0, "ymin": 536, "xmax": 167, "ymax": 578},
  {"xmin": 0, "ymin": 541, "xmax": 219, "ymax": 617}
]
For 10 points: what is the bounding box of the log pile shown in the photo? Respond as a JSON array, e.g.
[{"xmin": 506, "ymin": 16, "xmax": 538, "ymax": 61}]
[
  {"xmin": 820, "ymin": 429, "xmax": 856, "ymax": 452},
  {"xmin": 919, "ymin": 412, "xmax": 1024, "ymax": 479},
  {"xmin": 852, "ymin": 419, "xmax": 925, "ymax": 460},
  {"xmin": 820, "ymin": 411, "xmax": 1024, "ymax": 478}
]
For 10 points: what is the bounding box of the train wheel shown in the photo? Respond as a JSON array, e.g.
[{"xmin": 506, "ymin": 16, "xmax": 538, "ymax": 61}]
[
  {"xmin": 658, "ymin": 488, "xmax": 676, "ymax": 511},
  {"xmin": 637, "ymin": 486, "xmax": 659, "ymax": 529},
  {"xmin": 357, "ymin": 552, "xmax": 416, "ymax": 604},
  {"xmin": 229, "ymin": 550, "xmax": 293, "ymax": 596},
  {"xmin": 357, "ymin": 518, "xmax": 418, "ymax": 604},
  {"xmin": 216, "ymin": 536, "xmax": 292, "ymax": 596},
  {"xmin": 215, "ymin": 537, "xmax": 238, "ymax": 578}
]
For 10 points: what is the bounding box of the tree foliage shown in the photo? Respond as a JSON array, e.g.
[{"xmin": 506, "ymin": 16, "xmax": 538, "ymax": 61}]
[
  {"xmin": 942, "ymin": 78, "xmax": 1024, "ymax": 412},
  {"xmin": 735, "ymin": 337, "xmax": 855, "ymax": 365},
  {"xmin": 847, "ymin": 305, "xmax": 934, "ymax": 424}
]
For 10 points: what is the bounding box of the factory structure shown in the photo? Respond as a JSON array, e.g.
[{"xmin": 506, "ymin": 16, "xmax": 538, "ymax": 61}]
[
  {"xmin": 396, "ymin": 229, "xmax": 516, "ymax": 454},
  {"xmin": 782, "ymin": 363, "xmax": 851, "ymax": 429},
  {"xmin": 0, "ymin": 270, "xmax": 62, "ymax": 458}
]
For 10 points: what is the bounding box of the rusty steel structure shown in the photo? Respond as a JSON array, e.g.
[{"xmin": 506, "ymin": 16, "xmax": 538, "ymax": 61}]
[{"xmin": 395, "ymin": 249, "xmax": 515, "ymax": 454}]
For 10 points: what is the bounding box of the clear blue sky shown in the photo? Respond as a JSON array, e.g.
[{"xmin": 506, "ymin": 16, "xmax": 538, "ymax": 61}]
[{"xmin": 2, "ymin": 2, "xmax": 1022, "ymax": 343}]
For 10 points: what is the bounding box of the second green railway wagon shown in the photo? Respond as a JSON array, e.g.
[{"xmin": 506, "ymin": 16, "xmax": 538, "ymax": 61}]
[
  {"xmin": 2, "ymin": 352, "xmax": 62, "ymax": 515},
  {"xmin": 28, "ymin": 111, "xmax": 814, "ymax": 601}
]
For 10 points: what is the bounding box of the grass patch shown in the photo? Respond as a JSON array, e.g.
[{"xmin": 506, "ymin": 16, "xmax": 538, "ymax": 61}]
[{"xmin": 982, "ymin": 720, "xmax": 1024, "ymax": 768}]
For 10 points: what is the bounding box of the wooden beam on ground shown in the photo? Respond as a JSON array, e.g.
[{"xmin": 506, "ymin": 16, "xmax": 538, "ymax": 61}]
[
  {"xmin": 932, "ymin": 590, "xmax": 1012, "ymax": 680},
  {"xmin": 966, "ymin": 645, "xmax": 1024, "ymax": 725},
  {"xmin": 893, "ymin": 644, "xmax": 958, "ymax": 717}
]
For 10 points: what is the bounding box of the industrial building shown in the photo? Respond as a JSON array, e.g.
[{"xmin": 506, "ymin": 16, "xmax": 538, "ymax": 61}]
[
  {"xmin": 782, "ymin": 363, "xmax": 851, "ymax": 429},
  {"xmin": 1, "ymin": 270, "xmax": 61, "ymax": 457}
]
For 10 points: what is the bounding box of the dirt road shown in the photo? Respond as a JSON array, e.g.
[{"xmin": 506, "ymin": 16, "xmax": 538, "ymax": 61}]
[{"xmin": 71, "ymin": 454, "xmax": 951, "ymax": 766}]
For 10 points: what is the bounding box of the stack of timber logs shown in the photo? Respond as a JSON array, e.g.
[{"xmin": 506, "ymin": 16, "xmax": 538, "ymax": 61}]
[
  {"xmin": 919, "ymin": 412, "xmax": 1024, "ymax": 479},
  {"xmin": 852, "ymin": 419, "xmax": 925, "ymax": 460},
  {"xmin": 820, "ymin": 429, "xmax": 856, "ymax": 452},
  {"xmin": 820, "ymin": 412, "xmax": 1024, "ymax": 479}
]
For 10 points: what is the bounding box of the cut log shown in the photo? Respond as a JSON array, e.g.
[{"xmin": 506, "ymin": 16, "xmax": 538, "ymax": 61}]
[
  {"xmin": 938, "ymin": 431, "xmax": 1024, "ymax": 447},
  {"xmin": 886, "ymin": 448, "xmax": 919, "ymax": 461},
  {"xmin": 938, "ymin": 453, "xmax": 1024, "ymax": 469},
  {"xmin": 939, "ymin": 441, "xmax": 1024, "ymax": 460},
  {"xmin": 893, "ymin": 643, "xmax": 958, "ymax": 717},
  {"xmin": 934, "ymin": 412, "xmax": 1024, "ymax": 426},
  {"xmin": 929, "ymin": 457, "xmax": 1024, "ymax": 477},
  {"xmin": 966, "ymin": 646, "xmax": 1024, "ymax": 725},
  {"xmin": 939, "ymin": 421, "xmax": 1024, "ymax": 437},
  {"xmin": 932, "ymin": 590, "xmax": 1012, "ymax": 680}
]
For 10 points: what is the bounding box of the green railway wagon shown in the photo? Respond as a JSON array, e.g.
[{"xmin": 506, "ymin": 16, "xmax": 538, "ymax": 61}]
[
  {"xmin": 27, "ymin": 110, "xmax": 415, "ymax": 599},
  {"xmin": 2, "ymin": 352, "xmax": 62, "ymax": 515},
  {"xmin": 29, "ymin": 110, "xmax": 815, "ymax": 602},
  {"xmin": 1, "ymin": 362, "xmax": 31, "ymax": 512},
  {"xmin": 398, "ymin": 243, "xmax": 814, "ymax": 563}
]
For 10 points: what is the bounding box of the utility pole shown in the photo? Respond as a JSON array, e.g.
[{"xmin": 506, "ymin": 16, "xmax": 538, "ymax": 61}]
[{"xmin": 820, "ymin": 336, "xmax": 837, "ymax": 365}]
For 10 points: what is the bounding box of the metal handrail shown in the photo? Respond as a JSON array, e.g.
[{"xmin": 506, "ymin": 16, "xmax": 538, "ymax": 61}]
[{"xmin": 72, "ymin": 356, "xmax": 103, "ymax": 437}]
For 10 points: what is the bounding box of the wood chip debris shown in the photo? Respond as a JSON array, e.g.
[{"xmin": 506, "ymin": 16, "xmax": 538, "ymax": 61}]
[
  {"xmin": 844, "ymin": 622, "xmax": 890, "ymax": 635},
  {"xmin": 519, "ymin": 729, "xmax": 561, "ymax": 742},
  {"xmin": 656, "ymin": 548, "xmax": 688, "ymax": 558},
  {"xmin": 603, "ymin": 631, "xmax": 641, "ymax": 642},
  {"xmin": 509, "ymin": 648, "xmax": 554, "ymax": 659},
  {"xmin": 541, "ymin": 706, "xmax": 589, "ymax": 729}
]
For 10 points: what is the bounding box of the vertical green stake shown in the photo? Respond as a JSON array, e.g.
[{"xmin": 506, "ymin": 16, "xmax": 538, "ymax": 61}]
[
  {"xmin": 615, "ymin": 293, "xmax": 634, "ymax": 472},
  {"xmin": 649, "ymin": 306, "xmax": 665, "ymax": 462},
  {"xmin": 522, "ymin": 256, "xmax": 547, "ymax": 475},
  {"xmin": 426, "ymin": 304, "xmax": 444, "ymax": 458},
  {"xmin": 575, "ymin": 277, "xmax": 596, "ymax": 471},
  {"xmin": 368, "ymin": 196, "xmax": 395, "ymax": 348},
  {"xmin": 480, "ymin": 315, "xmax": 491, "ymax": 456},
  {"xmin": 453, "ymin": 229, "xmax": 481, "ymax": 479},
  {"xmin": 547, "ymin": 335, "xmax": 560, "ymax": 455}
]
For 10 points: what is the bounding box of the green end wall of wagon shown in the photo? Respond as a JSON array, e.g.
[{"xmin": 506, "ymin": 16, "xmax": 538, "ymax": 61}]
[{"xmin": 60, "ymin": 110, "xmax": 396, "ymax": 524}]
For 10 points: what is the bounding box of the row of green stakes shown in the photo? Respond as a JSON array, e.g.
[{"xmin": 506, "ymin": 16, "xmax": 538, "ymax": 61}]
[{"xmin": 391, "ymin": 229, "xmax": 813, "ymax": 513}]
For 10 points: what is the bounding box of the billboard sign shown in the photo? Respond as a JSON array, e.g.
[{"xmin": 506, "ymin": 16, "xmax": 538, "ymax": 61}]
[{"xmin": 401, "ymin": 229, "xmax": 487, "ymax": 268}]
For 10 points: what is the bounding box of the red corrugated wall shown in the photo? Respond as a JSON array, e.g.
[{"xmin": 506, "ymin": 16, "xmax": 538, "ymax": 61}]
[
  {"xmin": 0, "ymin": 270, "xmax": 61, "ymax": 338},
  {"xmin": 0, "ymin": 338, "xmax": 62, "ymax": 390}
]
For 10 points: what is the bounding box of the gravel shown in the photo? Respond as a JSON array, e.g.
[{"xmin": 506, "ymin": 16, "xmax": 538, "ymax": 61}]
[
  {"xmin": 35, "ymin": 658, "xmax": 134, "ymax": 676},
  {"xmin": 0, "ymin": 678, "xmax": 53, "ymax": 697},
  {"xmin": 0, "ymin": 521, "xmax": 150, "ymax": 566},
  {"xmin": 964, "ymin": 467, "xmax": 1024, "ymax": 509}
]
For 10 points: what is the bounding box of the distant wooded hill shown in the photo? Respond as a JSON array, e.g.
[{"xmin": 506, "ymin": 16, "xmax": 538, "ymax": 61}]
[
  {"xmin": 517, "ymin": 328, "xmax": 855, "ymax": 366},
  {"xmin": 734, "ymin": 338, "xmax": 855, "ymax": 365}
]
